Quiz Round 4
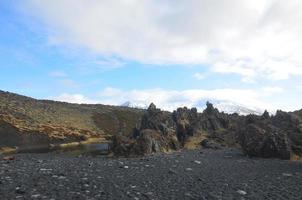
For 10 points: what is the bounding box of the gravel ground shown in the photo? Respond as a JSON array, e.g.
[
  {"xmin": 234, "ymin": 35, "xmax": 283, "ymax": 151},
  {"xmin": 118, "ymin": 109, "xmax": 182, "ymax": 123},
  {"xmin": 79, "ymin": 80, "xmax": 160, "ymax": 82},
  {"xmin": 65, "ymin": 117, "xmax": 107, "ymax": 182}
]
[{"xmin": 0, "ymin": 148, "xmax": 302, "ymax": 200}]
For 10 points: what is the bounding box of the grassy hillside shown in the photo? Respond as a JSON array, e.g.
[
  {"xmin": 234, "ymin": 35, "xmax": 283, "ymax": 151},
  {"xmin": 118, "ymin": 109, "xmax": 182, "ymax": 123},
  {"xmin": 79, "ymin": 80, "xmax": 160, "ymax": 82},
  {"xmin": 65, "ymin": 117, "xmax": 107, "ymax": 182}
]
[{"xmin": 0, "ymin": 90, "xmax": 144, "ymax": 147}]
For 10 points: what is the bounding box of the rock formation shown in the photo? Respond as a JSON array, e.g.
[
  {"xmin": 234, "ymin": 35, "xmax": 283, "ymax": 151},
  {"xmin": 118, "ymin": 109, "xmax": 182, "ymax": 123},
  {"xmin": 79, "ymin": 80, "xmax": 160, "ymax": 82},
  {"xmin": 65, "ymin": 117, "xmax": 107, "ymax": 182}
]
[
  {"xmin": 111, "ymin": 103, "xmax": 180, "ymax": 156},
  {"xmin": 237, "ymin": 111, "xmax": 302, "ymax": 159},
  {"xmin": 111, "ymin": 102, "xmax": 238, "ymax": 156},
  {"xmin": 112, "ymin": 102, "xmax": 302, "ymax": 160}
]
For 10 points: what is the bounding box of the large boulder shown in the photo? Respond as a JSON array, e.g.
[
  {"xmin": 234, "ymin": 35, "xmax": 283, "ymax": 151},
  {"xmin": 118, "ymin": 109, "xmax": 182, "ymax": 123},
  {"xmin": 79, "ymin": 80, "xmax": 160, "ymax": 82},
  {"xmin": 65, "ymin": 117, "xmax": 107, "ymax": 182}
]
[
  {"xmin": 131, "ymin": 129, "xmax": 180, "ymax": 155},
  {"xmin": 237, "ymin": 111, "xmax": 298, "ymax": 159},
  {"xmin": 273, "ymin": 111, "xmax": 302, "ymax": 155},
  {"xmin": 110, "ymin": 134, "xmax": 134, "ymax": 156},
  {"xmin": 239, "ymin": 123, "xmax": 292, "ymax": 159},
  {"xmin": 131, "ymin": 129, "xmax": 162, "ymax": 155}
]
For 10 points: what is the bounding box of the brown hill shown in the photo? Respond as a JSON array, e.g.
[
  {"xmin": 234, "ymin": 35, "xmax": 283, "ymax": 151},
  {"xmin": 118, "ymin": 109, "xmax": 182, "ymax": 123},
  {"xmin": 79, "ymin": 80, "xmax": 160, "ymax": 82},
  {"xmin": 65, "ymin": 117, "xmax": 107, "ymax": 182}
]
[{"xmin": 0, "ymin": 90, "xmax": 143, "ymax": 148}]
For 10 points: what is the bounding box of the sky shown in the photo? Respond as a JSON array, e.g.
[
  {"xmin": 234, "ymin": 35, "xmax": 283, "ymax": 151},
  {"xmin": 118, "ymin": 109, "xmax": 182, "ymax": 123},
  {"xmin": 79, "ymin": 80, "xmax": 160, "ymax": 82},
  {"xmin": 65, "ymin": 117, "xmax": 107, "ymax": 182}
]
[{"xmin": 1, "ymin": 0, "xmax": 302, "ymax": 112}]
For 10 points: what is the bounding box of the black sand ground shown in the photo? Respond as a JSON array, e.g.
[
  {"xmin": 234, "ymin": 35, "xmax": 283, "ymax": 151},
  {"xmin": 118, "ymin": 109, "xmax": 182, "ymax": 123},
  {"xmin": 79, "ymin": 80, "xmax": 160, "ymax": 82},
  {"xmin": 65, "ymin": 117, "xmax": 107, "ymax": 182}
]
[{"xmin": 0, "ymin": 149, "xmax": 302, "ymax": 200}]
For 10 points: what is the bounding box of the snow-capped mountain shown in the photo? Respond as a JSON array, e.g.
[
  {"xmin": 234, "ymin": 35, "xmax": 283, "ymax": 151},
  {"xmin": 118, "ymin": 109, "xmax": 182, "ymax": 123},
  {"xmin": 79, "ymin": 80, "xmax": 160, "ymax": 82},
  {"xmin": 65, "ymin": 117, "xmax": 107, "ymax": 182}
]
[
  {"xmin": 121, "ymin": 99, "xmax": 265, "ymax": 115},
  {"xmin": 194, "ymin": 99, "xmax": 264, "ymax": 116},
  {"xmin": 120, "ymin": 101, "xmax": 148, "ymax": 109}
]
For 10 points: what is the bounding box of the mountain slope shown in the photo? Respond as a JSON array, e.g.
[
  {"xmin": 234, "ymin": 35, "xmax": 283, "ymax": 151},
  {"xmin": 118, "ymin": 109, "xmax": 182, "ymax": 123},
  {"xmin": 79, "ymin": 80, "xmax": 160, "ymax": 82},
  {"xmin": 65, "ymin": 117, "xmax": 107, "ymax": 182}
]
[{"xmin": 0, "ymin": 90, "xmax": 144, "ymax": 147}]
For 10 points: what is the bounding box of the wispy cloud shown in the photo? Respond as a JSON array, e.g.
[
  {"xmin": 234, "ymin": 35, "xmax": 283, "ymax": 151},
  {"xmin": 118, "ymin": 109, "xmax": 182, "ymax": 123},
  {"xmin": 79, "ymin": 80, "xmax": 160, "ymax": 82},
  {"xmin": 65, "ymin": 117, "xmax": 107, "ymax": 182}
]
[
  {"xmin": 193, "ymin": 73, "xmax": 205, "ymax": 80},
  {"xmin": 58, "ymin": 79, "xmax": 79, "ymax": 88},
  {"xmin": 49, "ymin": 70, "xmax": 67, "ymax": 78}
]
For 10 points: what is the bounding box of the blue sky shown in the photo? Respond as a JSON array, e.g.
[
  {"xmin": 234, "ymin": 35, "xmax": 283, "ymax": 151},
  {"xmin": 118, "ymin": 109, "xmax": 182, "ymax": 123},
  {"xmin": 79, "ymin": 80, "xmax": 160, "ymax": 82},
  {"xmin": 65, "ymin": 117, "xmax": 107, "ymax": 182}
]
[{"xmin": 1, "ymin": 1, "xmax": 302, "ymax": 111}]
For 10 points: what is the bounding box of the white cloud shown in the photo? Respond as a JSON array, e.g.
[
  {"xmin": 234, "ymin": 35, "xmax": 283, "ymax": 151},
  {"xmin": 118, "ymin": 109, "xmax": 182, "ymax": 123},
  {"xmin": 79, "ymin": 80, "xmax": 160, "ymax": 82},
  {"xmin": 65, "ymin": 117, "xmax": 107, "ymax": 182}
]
[
  {"xmin": 193, "ymin": 73, "xmax": 205, "ymax": 80},
  {"xmin": 23, "ymin": 0, "xmax": 302, "ymax": 81},
  {"xmin": 49, "ymin": 70, "xmax": 67, "ymax": 77},
  {"xmin": 51, "ymin": 93, "xmax": 96, "ymax": 104},
  {"xmin": 261, "ymin": 86, "xmax": 284, "ymax": 96},
  {"xmin": 97, "ymin": 87, "xmax": 274, "ymax": 111},
  {"xmin": 58, "ymin": 79, "xmax": 79, "ymax": 88}
]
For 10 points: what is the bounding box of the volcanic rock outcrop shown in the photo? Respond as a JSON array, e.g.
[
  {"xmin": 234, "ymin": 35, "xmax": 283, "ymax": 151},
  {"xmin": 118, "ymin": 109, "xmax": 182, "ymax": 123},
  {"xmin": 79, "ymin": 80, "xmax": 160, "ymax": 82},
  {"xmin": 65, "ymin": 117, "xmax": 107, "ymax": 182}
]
[
  {"xmin": 111, "ymin": 104, "xmax": 180, "ymax": 156},
  {"xmin": 237, "ymin": 110, "xmax": 302, "ymax": 159},
  {"xmin": 111, "ymin": 102, "xmax": 302, "ymax": 160},
  {"xmin": 111, "ymin": 102, "xmax": 239, "ymax": 156}
]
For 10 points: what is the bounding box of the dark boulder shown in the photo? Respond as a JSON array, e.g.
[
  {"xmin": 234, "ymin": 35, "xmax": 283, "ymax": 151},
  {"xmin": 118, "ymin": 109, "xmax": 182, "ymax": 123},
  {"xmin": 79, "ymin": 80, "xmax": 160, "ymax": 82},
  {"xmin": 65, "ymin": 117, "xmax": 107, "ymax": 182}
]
[
  {"xmin": 131, "ymin": 129, "xmax": 180, "ymax": 155},
  {"xmin": 238, "ymin": 116, "xmax": 293, "ymax": 159},
  {"xmin": 200, "ymin": 139, "xmax": 221, "ymax": 149},
  {"xmin": 110, "ymin": 134, "xmax": 134, "ymax": 156},
  {"xmin": 131, "ymin": 129, "xmax": 162, "ymax": 155}
]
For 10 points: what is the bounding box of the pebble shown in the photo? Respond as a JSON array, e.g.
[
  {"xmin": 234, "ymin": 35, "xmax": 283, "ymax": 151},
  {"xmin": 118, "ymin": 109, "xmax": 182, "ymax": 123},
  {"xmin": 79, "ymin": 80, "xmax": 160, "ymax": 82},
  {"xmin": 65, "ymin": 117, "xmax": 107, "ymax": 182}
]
[
  {"xmin": 185, "ymin": 168, "xmax": 193, "ymax": 171},
  {"xmin": 3, "ymin": 156, "xmax": 15, "ymax": 161},
  {"xmin": 282, "ymin": 173, "xmax": 293, "ymax": 177},
  {"xmin": 237, "ymin": 190, "xmax": 247, "ymax": 195},
  {"xmin": 31, "ymin": 194, "xmax": 41, "ymax": 198},
  {"xmin": 40, "ymin": 168, "xmax": 53, "ymax": 171},
  {"xmin": 15, "ymin": 187, "xmax": 25, "ymax": 194},
  {"xmin": 168, "ymin": 169, "xmax": 177, "ymax": 174},
  {"xmin": 194, "ymin": 160, "xmax": 201, "ymax": 164}
]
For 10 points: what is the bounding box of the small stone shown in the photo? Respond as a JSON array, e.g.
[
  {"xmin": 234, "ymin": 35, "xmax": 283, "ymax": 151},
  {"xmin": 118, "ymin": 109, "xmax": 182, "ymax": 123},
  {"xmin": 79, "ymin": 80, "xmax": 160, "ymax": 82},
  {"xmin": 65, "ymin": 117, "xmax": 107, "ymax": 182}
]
[
  {"xmin": 15, "ymin": 187, "xmax": 25, "ymax": 194},
  {"xmin": 224, "ymin": 156, "xmax": 232, "ymax": 158},
  {"xmin": 40, "ymin": 168, "xmax": 52, "ymax": 171},
  {"xmin": 185, "ymin": 192, "xmax": 192, "ymax": 197},
  {"xmin": 185, "ymin": 168, "xmax": 193, "ymax": 171},
  {"xmin": 194, "ymin": 160, "xmax": 201, "ymax": 164},
  {"xmin": 168, "ymin": 169, "xmax": 177, "ymax": 174},
  {"xmin": 282, "ymin": 173, "xmax": 293, "ymax": 177},
  {"xmin": 58, "ymin": 176, "xmax": 66, "ymax": 179},
  {"xmin": 3, "ymin": 156, "xmax": 15, "ymax": 161},
  {"xmin": 31, "ymin": 194, "xmax": 41, "ymax": 198},
  {"xmin": 237, "ymin": 190, "xmax": 247, "ymax": 195}
]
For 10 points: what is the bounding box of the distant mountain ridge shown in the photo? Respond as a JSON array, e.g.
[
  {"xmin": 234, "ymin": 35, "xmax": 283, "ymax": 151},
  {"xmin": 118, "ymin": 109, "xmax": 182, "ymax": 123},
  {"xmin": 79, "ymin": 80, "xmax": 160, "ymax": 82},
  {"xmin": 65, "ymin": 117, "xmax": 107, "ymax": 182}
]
[
  {"xmin": 195, "ymin": 99, "xmax": 264, "ymax": 115},
  {"xmin": 121, "ymin": 101, "xmax": 148, "ymax": 109},
  {"xmin": 121, "ymin": 99, "xmax": 264, "ymax": 116}
]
